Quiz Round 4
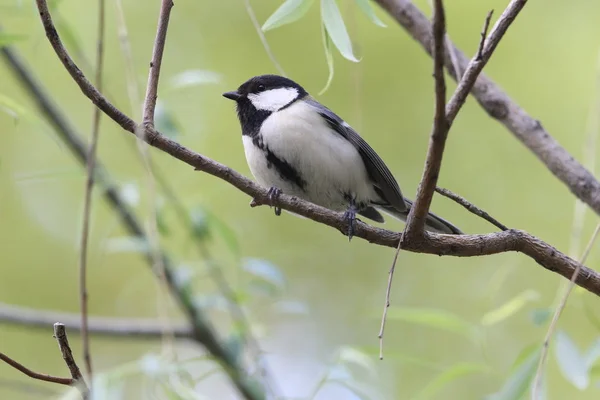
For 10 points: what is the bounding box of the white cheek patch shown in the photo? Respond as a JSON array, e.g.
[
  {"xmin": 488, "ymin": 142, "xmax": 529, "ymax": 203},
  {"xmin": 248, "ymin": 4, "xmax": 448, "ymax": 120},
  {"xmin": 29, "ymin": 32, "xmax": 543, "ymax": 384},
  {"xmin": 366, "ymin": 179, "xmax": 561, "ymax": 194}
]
[{"xmin": 248, "ymin": 87, "xmax": 299, "ymax": 111}]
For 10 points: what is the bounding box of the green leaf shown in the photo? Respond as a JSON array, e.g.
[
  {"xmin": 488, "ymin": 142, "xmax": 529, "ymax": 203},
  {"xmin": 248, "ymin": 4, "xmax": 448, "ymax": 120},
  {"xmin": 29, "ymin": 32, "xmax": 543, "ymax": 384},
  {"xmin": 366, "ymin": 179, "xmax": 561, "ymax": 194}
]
[
  {"xmin": 0, "ymin": 32, "xmax": 27, "ymax": 47},
  {"xmin": 385, "ymin": 307, "xmax": 474, "ymax": 338},
  {"xmin": 327, "ymin": 379, "xmax": 372, "ymax": 399},
  {"xmin": 243, "ymin": 258, "xmax": 286, "ymax": 291},
  {"xmin": 189, "ymin": 207, "xmax": 210, "ymax": 239},
  {"xmin": 353, "ymin": 0, "xmax": 386, "ymax": 27},
  {"xmin": 530, "ymin": 308, "xmax": 551, "ymax": 326},
  {"xmin": 338, "ymin": 346, "xmax": 376, "ymax": 378},
  {"xmin": 204, "ymin": 209, "xmax": 241, "ymax": 257},
  {"xmin": 0, "ymin": 93, "xmax": 27, "ymax": 120},
  {"xmin": 321, "ymin": 0, "xmax": 359, "ymax": 62},
  {"xmin": 481, "ymin": 290, "xmax": 539, "ymax": 326},
  {"xmin": 262, "ymin": 0, "xmax": 315, "ymax": 32},
  {"xmin": 412, "ymin": 363, "xmax": 489, "ymax": 400},
  {"xmin": 318, "ymin": 21, "xmax": 335, "ymax": 95},
  {"xmin": 487, "ymin": 347, "xmax": 541, "ymax": 400},
  {"xmin": 554, "ymin": 330, "xmax": 589, "ymax": 389}
]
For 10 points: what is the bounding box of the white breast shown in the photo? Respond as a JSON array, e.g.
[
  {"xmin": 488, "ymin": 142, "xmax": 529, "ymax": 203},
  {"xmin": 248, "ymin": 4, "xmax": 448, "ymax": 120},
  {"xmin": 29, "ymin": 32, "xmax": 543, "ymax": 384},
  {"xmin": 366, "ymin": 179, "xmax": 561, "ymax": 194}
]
[{"xmin": 242, "ymin": 101, "xmax": 377, "ymax": 211}]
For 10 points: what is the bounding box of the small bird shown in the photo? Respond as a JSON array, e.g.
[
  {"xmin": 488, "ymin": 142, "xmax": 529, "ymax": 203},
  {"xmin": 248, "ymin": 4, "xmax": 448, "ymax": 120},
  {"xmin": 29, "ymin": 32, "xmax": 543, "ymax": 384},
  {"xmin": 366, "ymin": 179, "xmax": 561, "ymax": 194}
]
[{"xmin": 223, "ymin": 75, "xmax": 461, "ymax": 237}]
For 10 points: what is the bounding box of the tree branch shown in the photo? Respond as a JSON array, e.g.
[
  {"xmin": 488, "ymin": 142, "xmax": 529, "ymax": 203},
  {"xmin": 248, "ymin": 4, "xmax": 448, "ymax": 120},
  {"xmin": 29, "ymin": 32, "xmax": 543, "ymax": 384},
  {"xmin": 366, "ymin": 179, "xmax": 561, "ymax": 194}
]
[
  {"xmin": 374, "ymin": 0, "xmax": 600, "ymax": 219},
  {"xmin": 30, "ymin": 0, "xmax": 600, "ymax": 301},
  {"xmin": 0, "ymin": 303, "xmax": 193, "ymax": 339},
  {"xmin": 0, "ymin": 353, "xmax": 73, "ymax": 386},
  {"xmin": 435, "ymin": 187, "xmax": 508, "ymax": 231},
  {"xmin": 402, "ymin": 0, "xmax": 448, "ymax": 237},
  {"xmin": 142, "ymin": 0, "xmax": 174, "ymax": 125}
]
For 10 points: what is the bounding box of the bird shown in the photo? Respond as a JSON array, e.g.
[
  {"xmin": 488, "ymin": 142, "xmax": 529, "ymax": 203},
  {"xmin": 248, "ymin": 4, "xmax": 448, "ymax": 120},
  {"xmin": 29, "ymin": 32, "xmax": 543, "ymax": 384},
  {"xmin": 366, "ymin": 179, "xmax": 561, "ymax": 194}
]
[{"xmin": 222, "ymin": 74, "xmax": 461, "ymax": 238}]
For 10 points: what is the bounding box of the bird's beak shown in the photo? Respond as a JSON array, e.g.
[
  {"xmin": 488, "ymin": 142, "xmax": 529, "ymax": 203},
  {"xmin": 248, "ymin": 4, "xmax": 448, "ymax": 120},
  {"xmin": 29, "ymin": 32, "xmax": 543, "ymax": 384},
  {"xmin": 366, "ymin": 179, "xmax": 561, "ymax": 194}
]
[{"xmin": 223, "ymin": 91, "xmax": 242, "ymax": 101}]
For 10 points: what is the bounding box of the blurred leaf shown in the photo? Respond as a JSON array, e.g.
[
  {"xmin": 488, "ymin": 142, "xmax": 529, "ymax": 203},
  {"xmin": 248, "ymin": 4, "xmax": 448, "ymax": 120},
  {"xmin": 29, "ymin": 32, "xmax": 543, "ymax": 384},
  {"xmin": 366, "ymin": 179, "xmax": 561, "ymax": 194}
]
[
  {"xmin": 555, "ymin": 330, "xmax": 589, "ymax": 389},
  {"xmin": 119, "ymin": 182, "xmax": 140, "ymax": 207},
  {"xmin": 189, "ymin": 207, "xmax": 210, "ymax": 239},
  {"xmin": 262, "ymin": 0, "xmax": 315, "ymax": 32},
  {"xmin": 481, "ymin": 290, "xmax": 539, "ymax": 326},
  {"xmin": 353, "ymin": 0, "xmax": 386, "ymax": 27},
  {"xmin": 328, "ymin": 364, "xmax": 353, "ymax": 381},
  {"xmin": 487, "ymin": 347, "xmax": 540, "ymax": 400},
  {"xmin": 106, "ymin": 236, "xmax": 150, "ymax": 254},
  {"xmin": 155, "ymin": 102, "xmax": 182, "ymax": 138},
  {"xmin": 327, "ymin": 379, "xmax": 372, "ymax": 400},
  {"xmin": 321, "ymin": 0, "xmax": 358, "ymax": 62},
  {"xmin": 157, "ymin": 204, "xmax": 170, "ymax": 236},
  {"xmin": 194, "ymin": 294, "xmax": 230, "ymax": 312},
  {"xmin": 318, "ymin": 21, "xmax": 334, "ymax": 95},
  {"xmin": 247, "ymin": 279, "xmax": 280, "ymax": 297},
  {"xmin": 139, "ymin": 354, "xmax": 163, "ymax": 377},
  {"xmin": 530, "ymin": 308, "xmax": 551, "ymax": 326},
  {"xmin": 173, "ymin": 265, "xmax": 196, "ymax": 290},
  {"xmin": 204, "ymin": 209, "xmax": 241, "ymax": 257},
  {"xmin": 243, "ymin": 258, "xmax": 286, "ymax": 290},
  {"xmin": 0, "ymin": 93, "xmax": 26, "ymax": 120},
  {"xmin": 0, "ymin": 32, "xmax": 27, "ymax": 47},
  {"xmin": 585, "ymin": 338, "xmax": 600, "ymax": 369},
  {"xmin": 169, "ymin": 70, "xmax": 221, "ymax": 89},
  {"xmin": 385, "ymin": 307, "xmax": 474, "ymax": 338},
  {"xmin": 338, "ymin": 346, "xmax": 376, "ymax": 377},
  {"xmin": 412, "ymin": 363, "xmax": 488, "ymax": 400}
]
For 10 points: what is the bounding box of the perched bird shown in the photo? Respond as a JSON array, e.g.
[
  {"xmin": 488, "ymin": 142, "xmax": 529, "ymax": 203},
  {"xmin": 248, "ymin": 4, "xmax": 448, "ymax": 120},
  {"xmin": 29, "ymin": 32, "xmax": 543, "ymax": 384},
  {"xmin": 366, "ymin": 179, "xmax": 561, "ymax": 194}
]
[{"xmin": 223, "ymin": 74, "xmax": 461, "ymax": 237}]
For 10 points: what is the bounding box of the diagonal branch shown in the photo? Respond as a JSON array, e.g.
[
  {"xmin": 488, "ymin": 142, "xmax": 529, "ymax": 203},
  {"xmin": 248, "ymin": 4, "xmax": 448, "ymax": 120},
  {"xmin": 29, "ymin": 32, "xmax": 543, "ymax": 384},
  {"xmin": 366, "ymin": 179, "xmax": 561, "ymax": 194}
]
[
  {"xmin": 374, "ymin": 0, "xmax": 600, "ymax": 219},
  {"xmin": 142, "ymin": 0, "xmax": 174, "ymax": 125},
  {"xmin": 30, "ymin": 0, "xmax": 600, "ymax": 302}
]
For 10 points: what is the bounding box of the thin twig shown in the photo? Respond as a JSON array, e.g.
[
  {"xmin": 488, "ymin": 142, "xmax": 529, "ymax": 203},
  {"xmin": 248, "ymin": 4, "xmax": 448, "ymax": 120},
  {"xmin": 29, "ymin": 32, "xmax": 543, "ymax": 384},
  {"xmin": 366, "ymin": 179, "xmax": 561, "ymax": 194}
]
[
  {"xmin": 0, "ymin": 302, "xmax": 193, "ymax": 338},
  {"xmin": 476, "ymin": 10, "xmax": 494, "ymax": 61},
  {"xmin": 446, "ymin": 3, "xmax": 524, "ymax": 124},
  {"xmin": 142, "ymin": 0, "xmax": 174, "ymax": 125},
  {"xmin": 435, "ymin": 186, "xmax": 508, "ymax": 231},
  {"xmin": 54, "ymin": 323, "xmax": 89, "ymax": 399},
  {"xmin": 378, "ymin": 244, "xmax": 402, "ymax": 360},
  {"xmin": 532, "ymin": 222, "xmax": 600, "ymax": 398},
  {"xmin": 243, "ymin": 0, "xmax": 286, "ymax": 76},
  {"xmin": 0, "ymin": 352, "xmax": 73, "ymax": 386},
  {"xmin": 78, "ymin": 0, "xmax": 105, "ymax": 382}
]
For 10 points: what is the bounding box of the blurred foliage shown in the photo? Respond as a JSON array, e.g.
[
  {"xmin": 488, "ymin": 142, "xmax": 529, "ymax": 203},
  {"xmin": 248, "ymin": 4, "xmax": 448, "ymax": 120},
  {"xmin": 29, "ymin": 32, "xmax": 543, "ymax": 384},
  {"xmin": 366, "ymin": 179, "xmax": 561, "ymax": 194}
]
[{"xmin": 2, "ymin": 0, "xmax": 600, "ymax": 399}]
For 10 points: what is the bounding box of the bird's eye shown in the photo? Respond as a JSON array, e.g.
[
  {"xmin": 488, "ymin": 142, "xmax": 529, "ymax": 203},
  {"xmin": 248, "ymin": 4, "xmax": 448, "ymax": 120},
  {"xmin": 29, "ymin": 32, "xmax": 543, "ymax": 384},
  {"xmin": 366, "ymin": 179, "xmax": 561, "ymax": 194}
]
[{"xmin": 257, "ymin": 84, "xmax": 266, "ymax": 91}]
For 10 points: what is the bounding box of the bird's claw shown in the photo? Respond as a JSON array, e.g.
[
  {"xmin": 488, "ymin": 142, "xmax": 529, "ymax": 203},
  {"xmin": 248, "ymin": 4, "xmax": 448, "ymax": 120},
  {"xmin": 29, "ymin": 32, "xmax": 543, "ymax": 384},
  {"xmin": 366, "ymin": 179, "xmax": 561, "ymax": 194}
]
[
  {"xmin": 343, "ymin": 207, "xmax": 357, "ymax": 241},
  {"xmin": 267, "ymin": 186, "xmax": 282, "ymax": 216}
]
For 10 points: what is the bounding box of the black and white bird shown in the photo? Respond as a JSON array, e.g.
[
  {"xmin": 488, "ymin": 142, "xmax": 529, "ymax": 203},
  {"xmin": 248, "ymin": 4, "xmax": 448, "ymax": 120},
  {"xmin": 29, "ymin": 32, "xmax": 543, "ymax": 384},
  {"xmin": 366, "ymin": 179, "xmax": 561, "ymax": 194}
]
[{"xmin": 223, "ymin": 74, "xmax": 461, "ymax": 237}]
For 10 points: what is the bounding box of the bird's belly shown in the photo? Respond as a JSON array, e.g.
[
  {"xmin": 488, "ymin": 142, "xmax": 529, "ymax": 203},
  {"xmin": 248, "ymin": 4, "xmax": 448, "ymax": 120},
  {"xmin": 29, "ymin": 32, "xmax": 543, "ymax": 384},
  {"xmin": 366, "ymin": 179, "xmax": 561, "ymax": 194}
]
[{"xmin": 242, "ymin": 112, "xmax": 376, "ymax": 211}]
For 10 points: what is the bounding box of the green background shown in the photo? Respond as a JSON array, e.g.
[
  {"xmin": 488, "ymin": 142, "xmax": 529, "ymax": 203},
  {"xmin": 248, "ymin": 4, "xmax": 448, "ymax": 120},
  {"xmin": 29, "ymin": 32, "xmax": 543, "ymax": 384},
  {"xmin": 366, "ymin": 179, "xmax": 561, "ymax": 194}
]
[{"xmin": 1, "ymin": 0, "xmax": 600, "ymax": 399}]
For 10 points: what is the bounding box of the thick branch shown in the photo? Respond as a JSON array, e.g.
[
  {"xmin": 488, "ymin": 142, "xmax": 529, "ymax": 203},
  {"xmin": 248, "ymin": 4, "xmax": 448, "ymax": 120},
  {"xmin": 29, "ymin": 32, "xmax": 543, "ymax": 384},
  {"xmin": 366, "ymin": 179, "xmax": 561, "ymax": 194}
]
[
  {"xmin": 374, "ymin": 0, "xmax": 600, "ymax": 217},
  {"xmin": 0, "ymin": 303, "xmax": 193, "ymax": 339},
  {"xmin": 30, "ymin": 0, "xmax": 600, "ymax": 301},
  {"xmin": 142, "ymin": 0, "xmax": 174, "ymax": 124}
]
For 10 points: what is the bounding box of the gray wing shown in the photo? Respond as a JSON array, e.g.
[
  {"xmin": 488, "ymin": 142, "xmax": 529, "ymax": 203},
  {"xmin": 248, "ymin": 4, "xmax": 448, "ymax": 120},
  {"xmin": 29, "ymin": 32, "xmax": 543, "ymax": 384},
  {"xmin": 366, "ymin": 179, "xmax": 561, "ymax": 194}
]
[{"xmin": 304, "ymin": 98, "xmax": 407, "ymax": 212}]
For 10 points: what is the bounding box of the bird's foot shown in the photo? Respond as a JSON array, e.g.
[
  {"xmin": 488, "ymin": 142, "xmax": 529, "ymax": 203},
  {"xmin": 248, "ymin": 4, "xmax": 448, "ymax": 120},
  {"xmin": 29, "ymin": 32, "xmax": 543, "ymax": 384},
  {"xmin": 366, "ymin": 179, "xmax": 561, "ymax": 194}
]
[
  {"xmin": 267, "ymin": 186, "xmax": 282, "ymax": 216},
  {"xmin": 343, "ymin": 205, "xmax": 357, "ymax": 241}
]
